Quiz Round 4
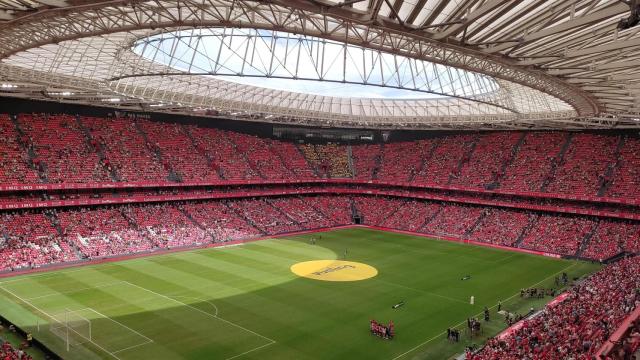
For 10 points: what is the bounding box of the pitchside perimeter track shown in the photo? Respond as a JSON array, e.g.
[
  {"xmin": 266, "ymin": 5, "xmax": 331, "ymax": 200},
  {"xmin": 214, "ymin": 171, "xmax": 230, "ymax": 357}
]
[{"xmin": 0, "ymin": 228, "xmax": 600, "ymax": 359}]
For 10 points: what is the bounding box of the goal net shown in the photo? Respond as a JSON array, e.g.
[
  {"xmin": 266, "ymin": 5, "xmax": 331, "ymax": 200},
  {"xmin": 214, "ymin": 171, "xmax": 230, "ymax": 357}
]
[{"xmin": 50, "ymin": 309, "xmax": 92, "ymax": 347}]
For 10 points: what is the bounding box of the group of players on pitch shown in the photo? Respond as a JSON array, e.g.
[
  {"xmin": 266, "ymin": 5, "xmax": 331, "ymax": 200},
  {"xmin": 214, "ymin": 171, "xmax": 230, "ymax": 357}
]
[{"xmin": 370, "ymin": 320, "xmax": 395, "ymax": 339}]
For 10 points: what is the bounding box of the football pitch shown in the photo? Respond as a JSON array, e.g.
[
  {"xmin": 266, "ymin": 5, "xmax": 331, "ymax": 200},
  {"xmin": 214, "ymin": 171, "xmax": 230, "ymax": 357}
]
[{"xmin": 0, "ymin": 228, "xmax": 600, "ymax": 360}]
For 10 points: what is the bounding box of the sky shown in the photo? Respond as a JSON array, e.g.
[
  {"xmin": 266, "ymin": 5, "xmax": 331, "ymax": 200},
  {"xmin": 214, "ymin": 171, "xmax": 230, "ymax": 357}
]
[
  {"xmin": 214, "ymin": 76, "xmax": 441, "ymax": 99},
  {"xmin": 134, "ymin": 28, "xmax": 496, "ymax": 100}
]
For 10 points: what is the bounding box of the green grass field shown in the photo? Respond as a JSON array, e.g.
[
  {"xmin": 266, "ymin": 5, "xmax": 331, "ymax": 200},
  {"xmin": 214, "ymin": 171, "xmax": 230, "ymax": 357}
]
[{"xmin": 0, "ymin": 228, "xmax": 600, "ymax": 359}]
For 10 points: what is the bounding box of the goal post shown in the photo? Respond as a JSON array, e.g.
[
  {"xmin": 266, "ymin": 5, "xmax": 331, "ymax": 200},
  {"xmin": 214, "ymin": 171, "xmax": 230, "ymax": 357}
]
[{"xmin": 49, "ymin": 309, "xmax": 92, "ymax": 350}]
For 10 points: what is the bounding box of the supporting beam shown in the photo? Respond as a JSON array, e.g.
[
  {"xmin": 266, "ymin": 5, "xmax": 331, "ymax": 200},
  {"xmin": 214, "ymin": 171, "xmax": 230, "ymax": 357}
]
[
  {"xmin": 485, "ymin": 2, "xmax": 629, "ymax": 53},
  {"xmin": 565, "ymin": 37, "xmax": 640, "ymax": 57},
  {"xmin": 433, "ymin": 0, "xmax": 513, "ymax": 40}
]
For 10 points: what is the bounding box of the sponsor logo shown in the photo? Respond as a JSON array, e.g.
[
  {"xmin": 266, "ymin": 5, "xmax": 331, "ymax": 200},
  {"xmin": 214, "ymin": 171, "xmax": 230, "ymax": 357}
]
[
  {"xmin": 291, "ymin": 260, "xmax": 377, "ymax": 282},
  {"xmin": 312, "ymin": 265, "xmax": 356, "ymax": 276}
]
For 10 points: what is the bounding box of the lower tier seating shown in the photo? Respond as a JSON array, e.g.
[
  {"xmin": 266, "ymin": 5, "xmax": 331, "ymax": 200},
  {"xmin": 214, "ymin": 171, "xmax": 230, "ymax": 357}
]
[
  {"xmin": 470, "ymin": 256, "xmax": 640, "ymax": 360},
  {"xmin": 1, "ymin": 196, "xmax": 639, "ymax": 272}
]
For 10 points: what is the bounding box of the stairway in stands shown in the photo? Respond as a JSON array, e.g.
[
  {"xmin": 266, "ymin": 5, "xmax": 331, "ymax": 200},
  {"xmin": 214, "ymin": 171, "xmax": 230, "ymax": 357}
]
[
  {"xmin": 12, "ymin": 114, "xmax": 48, "ymax": 183},
  {"xmin": 417, "ymin": 205, "xmax": 444, "ymax": 232},
  {"xmin": 379, "ymin": 199, "xmax": 407, "ymax": 227},
  {"xmin": 46, "ymin": 210, "xmax": 85, "ymax": 259},
  {"xmin": 225, "ymin": 135, "xmax": 266, "ymax": 179},
  {"xmin": 346, "ymin": 145, "xmax": 356, "ymax": 178},
  {"xmin": 372, "ymin": 144, "xmax": 384, "ymax": 179},
  {"xmin": 182, "ymin": 125, "xmax": 225, "ymax": 179},
  {"xmin": 448, "ymin": 136, "xmax": 479, "ymax": 185},
  {"xmin": 134, "ymin": 121, "xmax": 181, "ymax": 182},
  {"xmin": 598, "ymin": 136, "xmax": 626, "ymax": 197},
  {"xmin": 178, "ymin": 205, "xmax": 216, "ymax": 243},
  {"xmin": 576, "ymin": 220, "xmax": 601, "ymax": 258},
  {"xmin": 514, "ymin": 214, "xmax": 540, "ymax": 247},
  {"xmin": 411, "ymin": 139, "xmax": 441, "ymax": 182},
  {"xmin": 295, "ymin": 143, "xmax": 321, "ymax": 177},
  {"xmin": 492, "ymin": 132, "xmax": 527, "ymax": 189},
  {"xmin": 76, "ymin": 116, "xmax": 121, "ymax": 181},
  {"xmin": 541, "ymin": 133, "xmax": 574, "ymax": 192},
  {"xmin": 267, "ymin": 140, "xmax": 298, "ymax": 178},
  {"xmin": 265, "ymin": 198, "xmax": 302, "ymax": 225},
  {"xmin": 223, "ymin": 201, "xmax": 266, "ymax": 235},
  {"xmin": 465, "ymin": 208, "xmax": 489, "ymax": 236}
]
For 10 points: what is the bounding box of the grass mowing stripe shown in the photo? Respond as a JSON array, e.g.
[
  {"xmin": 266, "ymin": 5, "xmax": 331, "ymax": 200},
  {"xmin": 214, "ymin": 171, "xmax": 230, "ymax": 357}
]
[
  {"xmin": 24, "ymin": 281, "xmax": 127, "ymax": 301},
  {"xmin": 224, "ymin": 341, "xmax": 278, "ymax": 360},
  {"xmin": 166, "ymin": 294, "xmax": 219, "ymax": 316},
  {"xmin": 121, "ymin": 281, "xmax": 277, "ymax": 360},
  {"xmin": 371, "ymin": 278, "xmax": 469, "ymax": 305},
  {"xmin": 0, "ymin": 228, "xmax": 599, "ymax": 360},
  {"xmin": 0, "ymin": 284, "xmax": 122, "ymax": 360},
  {"xmin": 122, "ymin": 281, "xmax": 276, "ymax": 344},
  {"xmin": 111, "ymin": 340, "xmax": 155, "ymax": 354},
  {"xmin": 391, "ymin": 262, "xmax": 579, "ymax": 360},
  {"xmin": 80, "ymin": 307, "xmax": 154, "ymax": 343}
]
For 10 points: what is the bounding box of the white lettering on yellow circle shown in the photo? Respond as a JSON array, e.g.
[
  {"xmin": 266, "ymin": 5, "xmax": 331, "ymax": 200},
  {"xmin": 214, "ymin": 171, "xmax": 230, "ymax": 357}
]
[{"xmin": 290, "ymin": 260, "xmax": 378, "ymax": 282}]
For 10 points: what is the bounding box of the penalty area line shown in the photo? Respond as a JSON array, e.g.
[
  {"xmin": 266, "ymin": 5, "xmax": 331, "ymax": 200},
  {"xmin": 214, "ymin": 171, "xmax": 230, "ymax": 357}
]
[
  {"xmin": 121, "ymin": 281, "xmax": 276, "ymax": 358},
  {"xmin": 0, "ymin": 284, "xmax": 124, "ymax": 360},
  {"xmin": 81, "ymin": 307, "xmax": 154, "ymax": 343},
  {"xmin": 111, "ymin": 339, "xmax": 154, "ymax": 354},
  {"xmin": 224, "ymin": 340, "xmax": 276, "ymax": 360},
  {"xmin": 391, "ymin": 262, "xmax": 578, "ymax": 360}
]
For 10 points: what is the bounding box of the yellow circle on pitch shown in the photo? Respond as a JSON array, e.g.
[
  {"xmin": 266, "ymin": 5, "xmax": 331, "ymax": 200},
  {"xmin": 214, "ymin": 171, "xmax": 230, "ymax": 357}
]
[{"xmin": 291, "ymin": 260, "xmax": 378, "ymax": 282}]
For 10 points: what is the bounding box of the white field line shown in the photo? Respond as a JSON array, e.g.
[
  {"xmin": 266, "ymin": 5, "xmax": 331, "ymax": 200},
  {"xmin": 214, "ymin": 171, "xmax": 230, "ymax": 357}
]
[
  {"xmin": 391, "ymin": 262, "xmax": 578, "ymax": 360},
  {"xmin": 224, "ymin": 341, "xmax": 276, "ymax": 360},
  {"xmin": 111, "ymin": 339, "xmax": 154, "ymax": 354},
  {"xmin": 168, "ymin": 294, "xmax": 219, "ymax": 317},
  {"xmin": 0, "ymin": 284, "xmax": 123, "ymax": 360},
  {"xmin": 81, "ymin": 307, "xmax": 154, "ymax": 343},
  {"xmin": 122, "ymin": 281, "xmax": 276, "ymax": 342},
  {"xmin": 0, "ymin": 274, "xmax": 276, "ymax": 360},
  {"xmin": 24, "ymin": 281, "xmax": 127, "ymax": 301}
]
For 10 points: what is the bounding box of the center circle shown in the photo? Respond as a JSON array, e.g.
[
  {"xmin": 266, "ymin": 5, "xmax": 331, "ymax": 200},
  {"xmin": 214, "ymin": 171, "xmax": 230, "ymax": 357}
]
[{"xmin": 290, "ymin": 260, "xmax": 378, "ymax": 282}]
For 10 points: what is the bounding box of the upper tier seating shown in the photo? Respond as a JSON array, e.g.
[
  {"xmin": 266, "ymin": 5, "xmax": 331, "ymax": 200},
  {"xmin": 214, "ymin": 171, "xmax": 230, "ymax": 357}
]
[
  {"xmin": 225, "ymin": 132, "xmax": 293, "ymax": 180},
  {"xmin": 545, "ymin": 134, "xmax": 619, "ymax": 196},
  {"xmin": 19, "ymin": 114, "xmax": 109, "ymax": 183},
  {"xmin": 351, "ymin": 144, "xmax": 381, "ymax": 180},
  {"xmin": 1, "ymin": 113, "xmax": 639, "ymax": 206},
  {"xmin": 413, "ymin": 134, "xmax": 477, "ymax": 185},
  {"xmin": 607, "ymin": 136, "xmax": 640, "ymax": 199},
  {"xmin": 184, "ymin": 126, "xmax": 257, "ymax": 180},
  {"xmin": 300, "ymin": 144, "xmax": 352, "ymax": 178},
  {"xmin": 450, "ymin": 132, "xmax": 522, "ymax": 188},
  {"xmin": 499, "ymin": 132, "xmax": 566, "ymax": 192},
  {"xmin": 82, "ymin": 116, "xmax": 167, "ymax": 181},
  {"xmin": 137, "ymin": 120, "xmax": 217, "ymax": 182},
  {"xmin": 0, "ymin": 114, "xmax": 39, "ymax": 184},
  {"xmin": 376, "ymin": 139, "xmax": 432, "ymax": 182}
]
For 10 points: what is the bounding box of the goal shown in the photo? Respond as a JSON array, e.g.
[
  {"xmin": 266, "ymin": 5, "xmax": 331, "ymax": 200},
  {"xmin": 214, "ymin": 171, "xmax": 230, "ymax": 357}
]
[{"xmin": 50, "ymin": 309, "xmax": 92, "ymax": 349}]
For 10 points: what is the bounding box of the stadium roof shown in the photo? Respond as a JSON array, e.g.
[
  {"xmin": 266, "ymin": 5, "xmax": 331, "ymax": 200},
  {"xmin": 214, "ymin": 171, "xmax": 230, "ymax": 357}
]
[{"xmin": 0, "ymin": 0, "xmax": 639, "ymax": 129}]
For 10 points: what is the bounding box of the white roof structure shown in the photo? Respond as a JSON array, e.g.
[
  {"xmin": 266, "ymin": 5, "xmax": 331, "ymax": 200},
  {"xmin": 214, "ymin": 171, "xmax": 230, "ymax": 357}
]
[{"xmin": 0, "ymin": 0, "xmax": 639, "ymax": 129}]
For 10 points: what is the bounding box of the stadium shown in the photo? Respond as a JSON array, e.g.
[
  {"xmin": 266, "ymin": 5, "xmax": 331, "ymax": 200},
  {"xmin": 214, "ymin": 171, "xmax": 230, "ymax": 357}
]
[{"xmin": 0, "ymin": 0, "xmax": 640, "ymax": 359}]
